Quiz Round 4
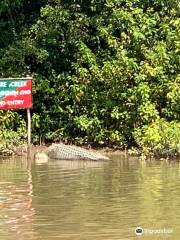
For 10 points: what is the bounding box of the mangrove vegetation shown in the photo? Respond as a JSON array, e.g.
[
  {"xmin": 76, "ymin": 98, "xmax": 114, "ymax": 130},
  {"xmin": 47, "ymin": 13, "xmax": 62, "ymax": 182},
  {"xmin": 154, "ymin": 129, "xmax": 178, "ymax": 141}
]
[{"xmin": 0, "ymin": 0, "xmax": 179, "ymax": 157}]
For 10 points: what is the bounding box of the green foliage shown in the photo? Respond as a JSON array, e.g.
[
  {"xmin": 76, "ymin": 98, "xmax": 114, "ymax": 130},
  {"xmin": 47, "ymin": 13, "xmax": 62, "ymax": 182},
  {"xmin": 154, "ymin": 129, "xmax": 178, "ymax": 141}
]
[
  {"xmin": 134, "ymin": 119, "xmax": 180, "ymax": 157},
  {"xmin": 0, "ymin": 0, "xmax": 179, "ymax": 156},
  {"xmin": 0, "ymin": 111, "xmax": 27, "ymax": 154}
]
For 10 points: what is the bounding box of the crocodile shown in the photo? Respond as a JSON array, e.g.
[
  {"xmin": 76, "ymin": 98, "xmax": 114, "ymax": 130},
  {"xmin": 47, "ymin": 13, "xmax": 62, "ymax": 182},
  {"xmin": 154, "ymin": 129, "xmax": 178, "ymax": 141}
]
[{"xmin": 47, "ymin": 143, "xmax": 110, "ymax": 161}]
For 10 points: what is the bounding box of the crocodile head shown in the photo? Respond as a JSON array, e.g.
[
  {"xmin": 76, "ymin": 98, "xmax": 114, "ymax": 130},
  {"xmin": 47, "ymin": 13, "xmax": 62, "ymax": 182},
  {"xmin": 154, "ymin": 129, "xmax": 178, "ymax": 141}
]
[{"xmin": 34, "ymin": 152, "xmax": 48, "ymax": 164}]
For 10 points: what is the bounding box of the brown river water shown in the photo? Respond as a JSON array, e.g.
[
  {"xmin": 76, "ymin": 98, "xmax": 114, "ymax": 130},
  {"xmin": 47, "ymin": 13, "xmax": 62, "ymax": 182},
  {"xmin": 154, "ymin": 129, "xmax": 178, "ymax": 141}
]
[{"xmin": 0, "ymin": 154, "xmax": 180, "ymax": 240}]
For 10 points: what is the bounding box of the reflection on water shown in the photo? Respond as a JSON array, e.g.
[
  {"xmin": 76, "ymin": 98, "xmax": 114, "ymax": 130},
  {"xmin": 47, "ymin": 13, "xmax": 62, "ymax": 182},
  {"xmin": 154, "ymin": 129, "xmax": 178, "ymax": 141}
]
[
  {"xmin": 0, "ymin": 155, "xmax": 180, "ymax": 239},
  {"xmin": 0, "ymin": 158, "xmax": 35, "ymax": 240}
]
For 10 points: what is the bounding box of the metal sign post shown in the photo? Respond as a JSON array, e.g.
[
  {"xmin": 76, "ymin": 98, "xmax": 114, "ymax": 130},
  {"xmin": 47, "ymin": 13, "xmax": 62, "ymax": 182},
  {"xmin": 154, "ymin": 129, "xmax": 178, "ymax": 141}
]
[{"xmin": 27, "ymin": 108, "xmax": 31, "ymax": 150}]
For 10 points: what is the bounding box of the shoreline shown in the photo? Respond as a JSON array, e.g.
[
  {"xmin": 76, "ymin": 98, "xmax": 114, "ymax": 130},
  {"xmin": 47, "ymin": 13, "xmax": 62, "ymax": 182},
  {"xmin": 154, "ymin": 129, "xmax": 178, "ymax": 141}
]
[
  {"xmin": 0, "ymin": 144, "xmax": 179, "ymax": 161},
  {"xmin": 1, "ymin": 144, "xmax": 127, "ymax": 158}
]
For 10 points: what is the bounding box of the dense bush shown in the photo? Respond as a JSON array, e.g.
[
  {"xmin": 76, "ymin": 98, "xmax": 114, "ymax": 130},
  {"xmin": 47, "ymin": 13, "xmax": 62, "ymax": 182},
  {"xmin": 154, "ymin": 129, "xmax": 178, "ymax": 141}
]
[
  {"xmin": 0, "ymin": 0, "xmax": 179, "ymax": 156},
  {"xmin": 133, "ymin": 119, "xmax": 180, "ymax": 157},
  {"xmin": 0, "ymin": 111, "xmax": 27, "ymax": 154}
]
